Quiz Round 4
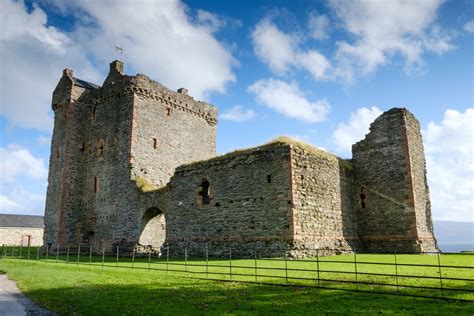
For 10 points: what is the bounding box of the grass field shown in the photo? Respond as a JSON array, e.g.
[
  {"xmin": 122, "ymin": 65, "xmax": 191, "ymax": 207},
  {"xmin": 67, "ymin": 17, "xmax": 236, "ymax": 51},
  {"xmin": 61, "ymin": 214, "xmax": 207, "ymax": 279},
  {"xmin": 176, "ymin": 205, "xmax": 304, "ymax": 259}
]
[{"xmin": 0, "ymin": 251, "xmax": 473, "ymax": 315}]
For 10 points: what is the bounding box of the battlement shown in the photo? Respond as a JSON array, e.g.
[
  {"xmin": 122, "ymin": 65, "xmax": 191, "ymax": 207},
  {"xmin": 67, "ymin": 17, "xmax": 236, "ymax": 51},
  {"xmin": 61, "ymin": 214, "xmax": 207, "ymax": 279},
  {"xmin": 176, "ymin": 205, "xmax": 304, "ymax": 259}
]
[{"xmin": 52, "ymin": 61, "xmax": 218, "ymax": 126}]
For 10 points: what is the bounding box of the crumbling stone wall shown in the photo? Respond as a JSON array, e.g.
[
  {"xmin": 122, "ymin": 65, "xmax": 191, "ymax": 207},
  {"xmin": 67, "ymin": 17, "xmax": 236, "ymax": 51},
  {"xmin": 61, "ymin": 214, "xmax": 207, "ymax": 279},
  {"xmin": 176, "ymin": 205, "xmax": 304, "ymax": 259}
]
[
  {"xmin": 165, "ymin": 143, "xmax": 293, "ymax": 257},
  {"xmin": 352, "ymin": 108, "xmax": 438, "ymax": 253},
  {"xmin": 290, "ymin": 144, "xmax": 358, "ymax": 257}
]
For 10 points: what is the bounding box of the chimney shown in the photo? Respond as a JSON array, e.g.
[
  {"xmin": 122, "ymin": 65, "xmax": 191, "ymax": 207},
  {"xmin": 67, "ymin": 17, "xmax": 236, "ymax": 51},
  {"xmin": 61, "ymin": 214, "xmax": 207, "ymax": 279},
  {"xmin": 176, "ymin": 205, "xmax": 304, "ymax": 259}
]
[
  {"xmin": 177, "ymin": 87, "xmax": 188, "ymax": 95},
  {"xmin": 63, "ymin": 68, "xmax": 73, "ymax": 79},
  {"xmin": 110, "ymin": 60, "xmax": 124, "ymax": 75}
]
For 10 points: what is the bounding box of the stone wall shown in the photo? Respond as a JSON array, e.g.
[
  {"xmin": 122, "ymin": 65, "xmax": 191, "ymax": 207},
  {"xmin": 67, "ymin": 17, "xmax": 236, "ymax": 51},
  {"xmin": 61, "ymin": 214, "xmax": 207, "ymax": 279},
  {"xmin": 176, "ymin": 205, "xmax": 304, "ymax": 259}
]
[
  {"xmin": 165, "ymin": 143, "xmax": 293, "ymax": 257},
  {"xmin": 0, "ymin": 228, "xmax": 43, "ymax": 246},
  {"xmin": 290, "ymin": 143, "xmax": 358, "ymax": 257},
  {"xmin": 352, "ymin": 108, "xmax": 438, "ymax": 253}
]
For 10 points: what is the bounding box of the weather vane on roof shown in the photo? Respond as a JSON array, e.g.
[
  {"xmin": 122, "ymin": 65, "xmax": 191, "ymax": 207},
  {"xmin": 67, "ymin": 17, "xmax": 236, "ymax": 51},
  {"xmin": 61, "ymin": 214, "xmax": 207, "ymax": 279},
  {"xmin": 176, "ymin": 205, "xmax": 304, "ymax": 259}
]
[{"xmin": 115, "ymin": 46, "xmax": 125, "ymax": 60}]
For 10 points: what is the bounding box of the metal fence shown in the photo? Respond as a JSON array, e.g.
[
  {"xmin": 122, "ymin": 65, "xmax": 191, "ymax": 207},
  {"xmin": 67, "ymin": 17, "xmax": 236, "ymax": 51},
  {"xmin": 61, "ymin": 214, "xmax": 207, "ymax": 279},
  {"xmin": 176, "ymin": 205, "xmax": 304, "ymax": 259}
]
[{"xmin": 1, "ymin": 244, "xmax": 473, "ymax": 302}]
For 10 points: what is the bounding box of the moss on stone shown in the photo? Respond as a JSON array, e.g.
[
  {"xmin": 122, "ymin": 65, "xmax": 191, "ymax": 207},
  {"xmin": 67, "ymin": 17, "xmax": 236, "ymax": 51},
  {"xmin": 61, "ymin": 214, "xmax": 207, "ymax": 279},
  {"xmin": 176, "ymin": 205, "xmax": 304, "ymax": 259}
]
[{"xmin": 135, "ymin": 176, "xmax": 159, "ymax": 193}]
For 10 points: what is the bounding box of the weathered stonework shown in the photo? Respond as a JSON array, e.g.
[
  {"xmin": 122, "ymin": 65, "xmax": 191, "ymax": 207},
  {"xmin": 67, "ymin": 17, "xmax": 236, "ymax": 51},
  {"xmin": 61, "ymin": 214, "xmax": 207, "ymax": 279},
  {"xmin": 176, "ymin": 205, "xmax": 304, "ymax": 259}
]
[{"xmin": 43, "ymin": 61, "xmax": 438, "ymax": 256}]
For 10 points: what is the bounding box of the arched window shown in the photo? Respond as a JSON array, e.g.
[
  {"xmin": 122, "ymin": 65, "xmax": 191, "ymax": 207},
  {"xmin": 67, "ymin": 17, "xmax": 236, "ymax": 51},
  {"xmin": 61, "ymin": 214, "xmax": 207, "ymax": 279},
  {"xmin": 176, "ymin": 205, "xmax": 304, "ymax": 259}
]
[{"xmin": 360, "ymin": 187, "xmax": 366, "ymax": 209}]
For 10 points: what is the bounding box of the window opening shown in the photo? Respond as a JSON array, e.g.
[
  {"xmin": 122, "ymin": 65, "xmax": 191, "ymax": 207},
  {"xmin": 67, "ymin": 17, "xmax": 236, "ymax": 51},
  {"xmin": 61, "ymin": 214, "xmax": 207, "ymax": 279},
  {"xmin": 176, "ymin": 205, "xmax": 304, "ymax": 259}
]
[
  {"xmin": 153, "ymin": 138, "xmax": 158, "ymax": 149},
  {"xmin": 94, "ymin": 177, "xmax": 98, "ymax": 194},
  {"xmin": 92, "ymin": 106, "xmax": 96, "ymax": 120},
  {"xmin": 166, "ymin": 108, "xmax": 171, "ymax": 116},
  {"xmin": 360, "ymin": 187, "xmax": 366, "ymax": 209},
  {"xmin": 267, "ymin": 175, "xmax": 272, "ymax": 183},
  {"xmin": 199, "ymin": 179, "xmax": 210, "ymax": 204}
]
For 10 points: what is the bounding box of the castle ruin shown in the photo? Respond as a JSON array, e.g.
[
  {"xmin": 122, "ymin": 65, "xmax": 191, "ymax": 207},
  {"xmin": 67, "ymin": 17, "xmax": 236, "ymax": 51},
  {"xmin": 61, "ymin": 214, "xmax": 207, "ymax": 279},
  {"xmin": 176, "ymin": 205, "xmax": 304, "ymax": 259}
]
[{"xmin": 43, "ymin": 60, "xmax": 438, "ymax": 257}]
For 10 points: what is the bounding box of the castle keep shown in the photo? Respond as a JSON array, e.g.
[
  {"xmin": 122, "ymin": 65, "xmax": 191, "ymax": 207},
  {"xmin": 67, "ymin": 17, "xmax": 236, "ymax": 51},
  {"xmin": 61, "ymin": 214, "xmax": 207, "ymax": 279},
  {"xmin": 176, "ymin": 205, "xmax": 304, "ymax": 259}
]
[{"xmin": 43, "ymin": 61, "xmax": 438, "ymax": 257}]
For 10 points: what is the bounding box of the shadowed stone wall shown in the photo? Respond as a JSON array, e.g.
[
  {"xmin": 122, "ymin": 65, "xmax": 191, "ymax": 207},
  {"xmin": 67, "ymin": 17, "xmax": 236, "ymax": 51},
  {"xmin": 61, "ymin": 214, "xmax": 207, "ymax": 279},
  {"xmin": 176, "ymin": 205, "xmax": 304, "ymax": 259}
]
[{"xmin": 352, "ymin": 108, "xmax": 438, "ymax": 253}]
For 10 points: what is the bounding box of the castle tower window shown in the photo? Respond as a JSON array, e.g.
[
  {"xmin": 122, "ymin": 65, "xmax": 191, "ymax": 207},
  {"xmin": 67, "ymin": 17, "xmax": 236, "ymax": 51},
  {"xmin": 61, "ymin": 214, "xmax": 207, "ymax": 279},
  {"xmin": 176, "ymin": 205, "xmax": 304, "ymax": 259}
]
[
  {"xmin": 267, "ymin": 175, "xmax": 272, "ymax": 183},
  {"xmin": 166, "ymin": 108, "xmax": 171, "ymax": 116},
  {"xmin": 199, "ymin": 179, "xmax": 211, "ymax": 205},
  {"xmin": 93, "ymin": 177, "xmax": 98, "ymax": 194},
  {"xmin": 92, "ymin": 106, "xmax": 96, "ymax": 120},
  {"xmin": 98, "ymin": 139, "xmax": 105, "ymax": 157},
  {"xmin": 56, "ymin": 147, "xmax": 60, "ymax": 159},
  {"xmin": 153, "ymin": 138, "xmax": 158, "ymax": 149},
  {"xmin": 80, "ymin": 143, "xmax": 86, "ymax": 155},
  {"xmin": 360, "ymin": 187, "xmax": 366, "ymax": 209}
]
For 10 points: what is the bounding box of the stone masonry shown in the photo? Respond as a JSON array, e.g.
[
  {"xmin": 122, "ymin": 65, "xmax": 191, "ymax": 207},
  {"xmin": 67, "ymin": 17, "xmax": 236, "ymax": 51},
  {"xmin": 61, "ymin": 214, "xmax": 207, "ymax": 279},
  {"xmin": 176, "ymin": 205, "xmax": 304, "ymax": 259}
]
[{"xmin": 43, "ymin": 60, "xmax": 439, "ymax": 257}]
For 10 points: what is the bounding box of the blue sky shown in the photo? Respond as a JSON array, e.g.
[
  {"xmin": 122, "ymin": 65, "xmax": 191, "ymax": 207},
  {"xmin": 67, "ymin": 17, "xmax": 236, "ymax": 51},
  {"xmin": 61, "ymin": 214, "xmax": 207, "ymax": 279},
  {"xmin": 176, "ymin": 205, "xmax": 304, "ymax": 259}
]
[{"xmin": 0, "ymin": 0, "xmax": 473, "ymax": 222}]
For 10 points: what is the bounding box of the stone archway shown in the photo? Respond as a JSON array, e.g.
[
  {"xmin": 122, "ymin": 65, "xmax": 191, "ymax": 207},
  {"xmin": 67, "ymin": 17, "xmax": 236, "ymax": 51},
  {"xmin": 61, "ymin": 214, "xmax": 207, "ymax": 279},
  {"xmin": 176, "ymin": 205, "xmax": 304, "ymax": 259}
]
[{"xmin": 138, "ymin": 207, "xmax": 166, "ymax": 250}]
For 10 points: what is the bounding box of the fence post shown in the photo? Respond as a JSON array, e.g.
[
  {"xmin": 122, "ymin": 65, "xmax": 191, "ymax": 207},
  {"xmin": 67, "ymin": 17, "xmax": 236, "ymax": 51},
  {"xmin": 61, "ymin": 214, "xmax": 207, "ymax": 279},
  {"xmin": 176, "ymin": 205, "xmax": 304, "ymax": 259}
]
[
  {"xmin": 354, "ymin": 252, "xmax": 358, "ymax": 291},
  {"xmin": 166, "ymin": 245, "xmax": 169, "ymax": 274},
  {"xmin": 437, "ymin": 252, "xmax": 444, "ymax": 298},
  {"xmin": 184, "ymin": 247, "xmax": 188, "ymax": 274},
  {"xmin": 19, "ymin": 244, "xmax": 22, "ymax": 259},
  {"xmin": 102, "ymin": 246, "xmax": 105, "ymax": 268},
  {"xmin": 148, "ymin": 248, "xmax": 151, "ymax": 271},
  {"xmin": 132, "ymin": 246, "xmax": 135, "ymax": 269},
  {"xmin": 66, "ymin": 244, "xmax": 70, "ymax": 264},
  {"xmin": 36, "ymin": 245, "xmax": 40, "ymax": 261},
  {"xmin": 77, "ymin": 244, "xmax": 81, "ymax": 265},
  {"xmin": 56, "ymin": 244, "xmax": 59, "ymax": 263},
  {"xmin": 284, "ymin": 249, "xmax": 288, "ymax": 285},
  {"xmin": 205, "ymin": 246, "xmax": 209, "ymax": 279},
  {"xmin": 316, "ymin": 249, "xmax": 320, "ymax": 287},
  {"xmin": 116, "ymin": 246, "xmax": 119, "ymax": 268},
  {"xmin": 394, "ymin": 252, "xmax": 399, "ymax": 294},
  {"xmin": 229, "ymin": 248, "xmax": 232, "ymax": 281},
  {"xmin": 45, "ymin": 244, "xmax": 49, "ymax": 262},
  {"xmin": 89, "ymin": 245, "xmax": 92, "ymax": 266},
  {"xmin": 1, "ymin": 244, "xmax": 4, "ymax": 259},
  {"xmin": 254, "ymin": 249, "xmax": 258, "ymax": 282},
  {"xmin": 27, "ymin": 243, "xmax": 31, "ymax": 260}
]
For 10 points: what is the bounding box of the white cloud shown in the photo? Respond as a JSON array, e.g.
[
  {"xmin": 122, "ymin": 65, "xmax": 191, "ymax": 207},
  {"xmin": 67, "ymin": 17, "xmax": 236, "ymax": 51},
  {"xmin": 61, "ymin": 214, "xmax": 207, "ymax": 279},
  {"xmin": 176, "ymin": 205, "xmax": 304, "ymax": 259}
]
[
  {"xmin": 331, "ymin": 106, "xmax": 383, "ymax": 154},
  {"xmin": 251, "ymin": 17, "xmax": 331, "ymax": 80},
  {"xmin": 0, "ymin": 144, "xmax": 48, "ymax": 183},
  {"xmin": 248, "ymin": 78, "xmax": 330, "ymax": 123},
  {"xmin": 0, "ymin": 144, "xmax": 47, "ymax": 215},
  {"xmin": 251, "ymin": 18, "xmax": 297, "ymax": 73},
  {"xmin": 0, "ymin": 1, "xmax": 101, "ymax": 130},
  {"xmin": 66, "ymin": 0, "xmax": 236, "ymax": 100},
  {"xmin": 330, "ymin": 0, "xmax": 454, "ymax": 81},
  {"xmin": 423, "ymin": 108, "xmax": 474, "ymax": 222},
  {"xmin": 0, "ymin": 188, "xmax": 45, "ymax": 215},
  {"xmin": 221, "ymin": 106, "xmax": 256, "ymax": 122},
  {"xmin": 0, "ymin": 0, "xmax": 237, "ymax": 131},
  {"xmin": 37, "ymin": 135, "xmax": 51, "ymax": 146},
  {"xmin": 464, "ymin": 19, "xmax": 474, "ymax": 33},
  {"xmin": 308, "ymin": 12, "xmax": 329, "ymax": 40}
]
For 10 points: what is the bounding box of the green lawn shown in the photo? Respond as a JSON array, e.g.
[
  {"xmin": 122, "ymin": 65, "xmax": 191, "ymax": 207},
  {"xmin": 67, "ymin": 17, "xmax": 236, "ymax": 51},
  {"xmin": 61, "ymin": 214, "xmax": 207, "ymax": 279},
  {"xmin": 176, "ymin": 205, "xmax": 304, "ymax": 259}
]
[{"xmin": 0, "ymin": 252, "xmax": 473, "ymax": 315}]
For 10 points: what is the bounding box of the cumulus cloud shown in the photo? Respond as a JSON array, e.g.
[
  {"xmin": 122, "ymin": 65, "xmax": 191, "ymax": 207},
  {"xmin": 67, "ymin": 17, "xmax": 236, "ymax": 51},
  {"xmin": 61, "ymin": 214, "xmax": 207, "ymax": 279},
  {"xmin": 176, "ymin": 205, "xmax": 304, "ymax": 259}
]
[
  {"xmin": 0, "ymin": 0, "xmax": 236, "ymax": 131},
  {"xmin": 221, "ymin": 106, "xmax": 256, "ymax": 122},
  {"xmin": 308, "ymin": 11, "xmax": 329, "ymax": 40},
  {"xmin": 0, "ymin": 144, "xmax": 48, "ymax": 183},
  {"xmin": 0, "ymin": 188, "xmax": 45, "ymax": 215},
  {"xmin": 251, "ymin": 17, "xmax": 331, "ymax": 80},
  {"xmin": 331, "ymin": 107, "xmax": 383, "ymax": 154},
  {"xmin": 330, "ymin": 0, "xmax": 454, "ymax": 81},
  {"xmin": 0, "ymin": 1, "xmax": 101, "ymax": 130},
  {"xmin": 464, "ymin": 19, "xmax": 474, "ymax": 33},
  {"xmin": 423, "ymin": 108, "xmax": 474, "ymax": 222},
  {"xmin": 0, "ymin": 144, "xmax": 47, "ymax": 215},
  {"xmin": 248, "ymin": 78, "xmax": 330, "ymax": 123},
  {"xmin": 65, "ymin": 0, "xmax": 236, "ymax": 99}
]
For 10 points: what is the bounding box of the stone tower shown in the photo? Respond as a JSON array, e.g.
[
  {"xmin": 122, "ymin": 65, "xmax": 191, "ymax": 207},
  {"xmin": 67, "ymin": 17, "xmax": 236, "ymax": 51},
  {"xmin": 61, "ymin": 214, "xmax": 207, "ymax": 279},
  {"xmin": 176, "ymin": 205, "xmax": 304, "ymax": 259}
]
[
  {"xmin": 43, "ymin": 61, "xmax": 217, "ymax": 251},
  {"xmin": 352, "ymin": 108, "xmax": 438, "ymax": 253}
]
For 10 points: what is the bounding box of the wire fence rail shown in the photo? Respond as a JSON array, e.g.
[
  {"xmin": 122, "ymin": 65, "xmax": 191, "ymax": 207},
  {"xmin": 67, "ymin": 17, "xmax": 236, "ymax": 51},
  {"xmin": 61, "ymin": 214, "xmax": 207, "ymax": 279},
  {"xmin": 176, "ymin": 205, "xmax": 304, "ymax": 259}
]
[{"xmin": 1, "ymin": 244, "xmax": 473, "ymax": 302}]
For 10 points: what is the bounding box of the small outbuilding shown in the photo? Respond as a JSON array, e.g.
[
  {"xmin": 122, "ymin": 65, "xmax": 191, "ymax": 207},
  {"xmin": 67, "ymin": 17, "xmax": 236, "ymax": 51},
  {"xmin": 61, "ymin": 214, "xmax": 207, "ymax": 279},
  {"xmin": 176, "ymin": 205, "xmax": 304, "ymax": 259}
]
[{"xmin": 0, "ymin": 214, "xmax": 44, "ymax": 246}]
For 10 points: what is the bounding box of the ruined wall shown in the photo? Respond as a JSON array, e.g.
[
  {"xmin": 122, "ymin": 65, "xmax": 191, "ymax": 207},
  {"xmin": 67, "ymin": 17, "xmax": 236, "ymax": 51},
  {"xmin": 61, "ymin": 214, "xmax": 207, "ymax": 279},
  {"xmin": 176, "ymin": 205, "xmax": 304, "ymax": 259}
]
[
  {"xmin": 290, "ymin": 144, "xmax": 358, "ymax": 257},
  {"xmin": 352, "ymin": 108, "xmax": 438, "ymax": 253},
  {"xmin": 165, "ymin": 143, "xmax": 293, "ymax": 257},
  {"xmin": 403, "ymin": 111, "xmax": 438, "ymax": 252}
]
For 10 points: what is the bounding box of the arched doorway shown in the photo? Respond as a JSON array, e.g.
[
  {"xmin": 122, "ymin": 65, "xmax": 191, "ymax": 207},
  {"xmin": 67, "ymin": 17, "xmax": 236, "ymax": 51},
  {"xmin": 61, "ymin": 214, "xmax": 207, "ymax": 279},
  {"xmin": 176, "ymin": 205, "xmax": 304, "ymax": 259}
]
[{"xmin": 138, "ymin": 207, "xmax": 166, "ymax": 250}]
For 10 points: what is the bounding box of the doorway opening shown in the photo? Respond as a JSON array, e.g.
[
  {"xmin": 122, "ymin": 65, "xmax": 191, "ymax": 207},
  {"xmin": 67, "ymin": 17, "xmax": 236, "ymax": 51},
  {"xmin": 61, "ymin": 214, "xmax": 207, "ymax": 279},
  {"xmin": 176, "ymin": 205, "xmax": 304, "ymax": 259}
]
[{"xmin": 138, "ymin": 207, "xmax": 166, "ymax": 251}]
